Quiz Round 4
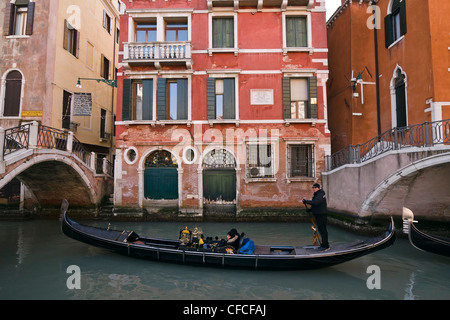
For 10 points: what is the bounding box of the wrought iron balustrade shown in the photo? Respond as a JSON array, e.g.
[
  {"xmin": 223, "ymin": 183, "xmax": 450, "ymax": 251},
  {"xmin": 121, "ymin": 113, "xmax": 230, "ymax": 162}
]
[
  {"xmin": 3, "ymin": 123, "xmax": 31, "ymax": 156},
  {"xmin": 325, "ymin": 119, "xmax": 450, "ymax": 171}
]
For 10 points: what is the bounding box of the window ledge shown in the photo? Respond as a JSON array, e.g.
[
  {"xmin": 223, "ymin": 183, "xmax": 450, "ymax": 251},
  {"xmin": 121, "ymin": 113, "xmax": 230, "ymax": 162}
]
[
  {"xmin": 286, "ymin": 177, "xmax": 315, "ymax": 184},
  {"xmin": 208, "ymin": 119, "xmax": 240, "ymax": 127},
  {"xmin": 245, "ymin": 177, "xmax": 277, "ymax": 183},
  {"xmin": 284, "ymin": 119, "xmax": 318, "ymax": 127},
  {"xmin": 0, "ymin": 116, "xmax": 21, "ymax": 119},
  {"xmin": 208, "ymin": 48, "xmax": 238, "ymax": 56},
  {"xmin": 5, "ymin": 35, "xmax": 30, "ymax": 39},
  {"xmin": 283, "ymin": 47, "xmax": 314, "ymax": 55},
  {"xmin": 388, "ymin": 35, "xmax": 405, "ymax": 50},
  {"xmin": 116, "ymin": 120, "xmax": 192, "ymax": 127}
]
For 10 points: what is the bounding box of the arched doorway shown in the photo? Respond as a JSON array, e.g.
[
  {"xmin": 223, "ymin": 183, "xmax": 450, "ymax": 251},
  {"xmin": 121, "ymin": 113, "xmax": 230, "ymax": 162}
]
[
  {"xmin": 144, "ymin": 150, "xmax": 178, "ymax": 200},
  {"xmin": 202, "ymin": 148, "xmax": 236, "ymax": 204}
]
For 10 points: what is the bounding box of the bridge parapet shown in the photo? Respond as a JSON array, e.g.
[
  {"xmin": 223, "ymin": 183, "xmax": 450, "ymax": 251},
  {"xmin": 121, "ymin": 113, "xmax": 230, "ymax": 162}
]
[
  {"xmin": 325, "ymin": 119, "xmax": 450, "ymax": 172},
  {"xmin": 0, "ymin": 121, "xmax": 113, "ymax": 176},
  {"xmin": 0, "ymin": 122, "xmax": 114, "ymax": 208}
]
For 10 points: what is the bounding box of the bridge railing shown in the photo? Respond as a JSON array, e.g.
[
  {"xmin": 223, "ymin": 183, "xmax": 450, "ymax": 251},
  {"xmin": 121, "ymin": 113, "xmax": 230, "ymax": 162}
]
[
  {"xmin": 3, "ymin": 123, "xmax": 31, "ymax": 156},
  {"xmin": 1, "ymin": 122, "xmax": 113, "ymax": 177},
  {"xmin": 325, "ymin": 119, "xmax": 450, "ymax": 171}
]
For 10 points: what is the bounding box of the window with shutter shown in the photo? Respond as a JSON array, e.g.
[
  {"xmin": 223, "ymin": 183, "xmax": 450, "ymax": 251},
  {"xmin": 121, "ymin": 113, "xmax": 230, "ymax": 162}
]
[
  {"xmin": 283, "ymin": 77, "xmax": 318, "ymax": 120},
  {"xmin": 385, "ymin": 0, "xmax": 407, "ymax": 48},
  {"xmin": 157, "ymin": 78, "xmax": 188, "ymax": 121},
  {"xmin": 286, "ymin": 16, "xmax": 307, "ymax": 48},
  {"xmin": 212, "ymin": 17, "xmax": 234, "ymax": 48},
  {"xmin": 122, "ymin": 79, "xmax": 153, "ymax": 121},
  {"xmin": 64, "ymin": 20, "xmax": 79, "ymax": 57},
  {"xmin": 206, "ymin": 78, "xmax": 235, "ymax": 120},
  {"xmin": 3, "ymin": 71, "xmax": 23, "ymax": 117}
]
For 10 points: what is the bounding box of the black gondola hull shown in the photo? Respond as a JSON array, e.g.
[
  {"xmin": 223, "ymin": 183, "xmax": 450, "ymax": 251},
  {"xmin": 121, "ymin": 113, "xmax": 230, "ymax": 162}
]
[
  {"xmin": 409, "ymin": 223, "xmax": 450, "ymax": 257},
  {"xmin": 61, "ymin": 212, "xmax": 396, "ymax": 270}
]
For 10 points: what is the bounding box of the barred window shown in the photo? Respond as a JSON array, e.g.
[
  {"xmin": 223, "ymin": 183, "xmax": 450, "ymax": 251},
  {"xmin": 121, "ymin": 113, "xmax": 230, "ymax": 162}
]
[
  {"xmin": 247, "ymin": 144, "xmax": 274, "ymax": 178},
  {"xmin": 288, "ymin": 144, "xmax": 314, "ymax": 178}
]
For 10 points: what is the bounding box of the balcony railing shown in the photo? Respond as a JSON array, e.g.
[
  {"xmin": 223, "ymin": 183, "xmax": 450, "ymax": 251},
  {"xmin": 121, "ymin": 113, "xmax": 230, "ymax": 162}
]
[{"xmin": 124, "ymin": 41, "xmax": 192, "ymax": 68}]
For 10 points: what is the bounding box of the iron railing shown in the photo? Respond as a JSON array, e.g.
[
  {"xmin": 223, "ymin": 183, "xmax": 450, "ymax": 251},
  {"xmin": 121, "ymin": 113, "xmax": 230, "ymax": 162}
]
[
  {"xmin": 325, "ymin": 119, "xmax": 450, "ymax": 171},
  {"xmin": 2, "ymin": 123, "xmax": 113, "ymax": 176},
  {"xmin": 3, "ymin": 123, "xmax": 31, "ymax": 156}
]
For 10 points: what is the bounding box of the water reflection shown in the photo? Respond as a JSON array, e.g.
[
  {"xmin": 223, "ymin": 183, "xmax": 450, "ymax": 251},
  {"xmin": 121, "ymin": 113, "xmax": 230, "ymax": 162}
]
[{"xmin": 404, "ymin": 271, "xmax": 417, "ymax": 300}]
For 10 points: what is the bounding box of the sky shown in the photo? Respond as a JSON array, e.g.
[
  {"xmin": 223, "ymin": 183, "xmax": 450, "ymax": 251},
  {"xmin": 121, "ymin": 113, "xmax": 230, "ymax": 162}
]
[{"xmin": 325, "ymin": 0, "xmax": 342, "ymax": 20}]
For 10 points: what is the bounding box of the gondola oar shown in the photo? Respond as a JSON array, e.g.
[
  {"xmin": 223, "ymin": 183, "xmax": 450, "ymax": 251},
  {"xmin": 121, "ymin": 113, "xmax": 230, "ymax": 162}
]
[{"xmin": 304, "ymin": 203, "xmax": 321, "ymax": 246}]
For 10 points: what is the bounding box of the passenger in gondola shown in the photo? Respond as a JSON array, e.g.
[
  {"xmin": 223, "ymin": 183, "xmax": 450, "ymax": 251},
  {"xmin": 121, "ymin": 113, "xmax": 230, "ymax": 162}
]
[{"xmin": 226, "ymin": 228, "xmax": 240, "ymax": 250}]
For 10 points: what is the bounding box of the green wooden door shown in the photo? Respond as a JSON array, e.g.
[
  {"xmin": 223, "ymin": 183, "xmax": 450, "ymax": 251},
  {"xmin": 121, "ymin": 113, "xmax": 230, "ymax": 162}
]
[
  {"xmin": 203, "ymin": 169, "xmax": 236, "ymax": 202},
  {"xmin": 144, "ymin": 167, "xmax": 178, "ymax": 199}
]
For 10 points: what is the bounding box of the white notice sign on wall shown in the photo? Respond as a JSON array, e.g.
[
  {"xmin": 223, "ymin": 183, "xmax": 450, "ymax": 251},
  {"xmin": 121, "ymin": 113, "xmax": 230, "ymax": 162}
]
[{"xmin": 250, "ymin": 89, "xmax": 274, "ymax": 105}]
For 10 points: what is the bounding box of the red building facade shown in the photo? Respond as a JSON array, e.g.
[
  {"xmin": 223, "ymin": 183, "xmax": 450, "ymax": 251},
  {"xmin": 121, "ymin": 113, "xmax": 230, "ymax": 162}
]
[{"xmin": 115, "ymin": 0, "xmax": 330, "ymax": 216}]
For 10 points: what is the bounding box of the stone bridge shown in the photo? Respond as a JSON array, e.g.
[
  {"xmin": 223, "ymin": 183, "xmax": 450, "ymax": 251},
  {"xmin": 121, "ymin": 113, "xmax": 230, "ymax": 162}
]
[
  {"xmin": 322, "ymin": 120, "xmax": 450, "ymax": 222},
  {"xmin": 0, "ymin": 122, "xmax": 113, "ymax": 209}
]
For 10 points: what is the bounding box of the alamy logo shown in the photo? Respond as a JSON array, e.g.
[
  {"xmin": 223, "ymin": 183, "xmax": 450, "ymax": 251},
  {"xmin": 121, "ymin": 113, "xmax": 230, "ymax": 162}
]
[
  {"xmin": 66, "ymin": 265, "xmax": 81, "ymax": 290},
  {"xmin": 366, "ymin": 265, "xmax": 381, "ymax": 290}
]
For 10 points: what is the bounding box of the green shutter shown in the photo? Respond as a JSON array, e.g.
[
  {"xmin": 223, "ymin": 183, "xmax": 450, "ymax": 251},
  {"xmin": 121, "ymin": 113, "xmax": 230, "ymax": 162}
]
[
  {"xmin": 142, "ymin": 79, "xmax": 153, "ymax": 120},
  {"xmin": 224, "ymin": 18, "xmax": 234, "ymax": 48},
  {"xmin": 223, "ymin": 78, "xmax": 235, "ymax": 119},
  {"xmin": 286, "ymin": 17, "xmax": 307, "ymax": 47},
  {"xmin": 384, "ymin": 14, "xmax": 393, "ymax": 48},
  {"xmin": 400, "ymin": 0, "xmax": 407, "ymax": 36},
  {"xmin": 122, "ymin": 79, "xmax": 131, "ymax": 121},
  {"xmin": 177, "ymin": 79, "xmax": 188, "ymax": 120},
  {"xmin": 207, "ymin": 78, "xmax": 216, "ymax": 120},
  {"xmin": 212, "ymin": 18, "xmax": 221, "ymax": 48},
  {"xmin": 308, "ymin": 77, "xmax": 318, "ymax": 119},
  {"xmin": 282, "ymin": 77, "xmax": 291, "ymax": 119},
  {"xmin": 213, "ymin": 18, "xmax": 233, "ymax": 48},
  {"xmin": 157, "ymin": 78, "xmax": 166, "ymax": 120},
  {"xmin": 286, "ymin": 18, "xmax": 295, "ymax": 47}
]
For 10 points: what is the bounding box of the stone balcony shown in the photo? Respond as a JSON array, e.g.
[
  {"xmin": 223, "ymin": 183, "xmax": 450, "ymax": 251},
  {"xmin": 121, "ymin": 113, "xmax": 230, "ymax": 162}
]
[{"xmin": 123, "ymin": 41, "xmax": 192, "ymax": 69}]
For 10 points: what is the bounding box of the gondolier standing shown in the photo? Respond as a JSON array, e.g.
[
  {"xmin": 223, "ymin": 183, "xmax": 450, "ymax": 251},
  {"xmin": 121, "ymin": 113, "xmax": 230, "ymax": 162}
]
[{"xmin": 303, "ymin": 183, "xmax": 330, "ymax": 251}]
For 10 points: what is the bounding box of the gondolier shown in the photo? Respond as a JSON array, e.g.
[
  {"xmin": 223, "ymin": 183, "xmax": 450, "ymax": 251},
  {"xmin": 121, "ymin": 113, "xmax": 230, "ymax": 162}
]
[{"xmin": 303, "ymin": 183, "xmax": 330, "ymax": 251}]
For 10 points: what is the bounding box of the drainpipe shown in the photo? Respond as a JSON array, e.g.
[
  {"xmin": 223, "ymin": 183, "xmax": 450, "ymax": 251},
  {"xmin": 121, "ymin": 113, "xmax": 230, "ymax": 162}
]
[{"xmin": 373, "ymin": 1, "xmax": 381, "ymax": 137}]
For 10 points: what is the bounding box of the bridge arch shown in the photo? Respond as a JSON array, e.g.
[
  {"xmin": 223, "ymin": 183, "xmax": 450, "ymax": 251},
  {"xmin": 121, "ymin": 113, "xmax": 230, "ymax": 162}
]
[
  {"xmin": 0, "ymin": 152, "xmax": 98, "ymax": 207},
  {"xmin": 360, "ymin": 152, "xmax": 450, "ymax": 219}
]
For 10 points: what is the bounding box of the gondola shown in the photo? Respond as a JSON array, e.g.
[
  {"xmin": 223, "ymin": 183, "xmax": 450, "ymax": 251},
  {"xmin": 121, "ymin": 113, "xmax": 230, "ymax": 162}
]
[
  {"xmin": 61, "ymin": 200, "xmax": 396, "ymax": 270},
  {"xmin": 402, "ymin": 207, "xmax": 450, "ymax": 257}
]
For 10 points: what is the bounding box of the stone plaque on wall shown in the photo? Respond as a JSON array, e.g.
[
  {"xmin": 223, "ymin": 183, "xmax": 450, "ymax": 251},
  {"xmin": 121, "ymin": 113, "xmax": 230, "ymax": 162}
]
[{"xmin": 250, "ymin": 89, "xmax": 274, "ymax": 105}]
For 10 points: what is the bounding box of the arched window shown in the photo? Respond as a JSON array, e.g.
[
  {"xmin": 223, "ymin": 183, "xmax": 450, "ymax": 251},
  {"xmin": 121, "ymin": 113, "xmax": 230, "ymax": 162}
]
[
  {"xmin": 2, "ymin": 70, "xmax": 23, "ymax": 117},
  {"xmin": 385, "ymin": 0, "xmax": 407, "ymax": 48}
]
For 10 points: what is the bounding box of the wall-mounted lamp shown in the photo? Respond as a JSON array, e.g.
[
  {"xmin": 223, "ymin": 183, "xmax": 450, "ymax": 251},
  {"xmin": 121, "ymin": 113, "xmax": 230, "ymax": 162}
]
[{"xmin": 76, "ymin": 77, "xmax": 117, "ymax": 89}]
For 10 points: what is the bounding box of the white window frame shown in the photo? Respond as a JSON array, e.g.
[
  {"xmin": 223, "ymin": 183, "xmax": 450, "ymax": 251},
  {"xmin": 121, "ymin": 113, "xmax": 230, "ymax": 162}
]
[
  {"xmin": 245, "ymin": 138, "xmax": 279, "ymax": 183},
  {"xmin": 0, "ymin": 69, "xmax": 25, "ymax": 119},
  {"xmin": 206, "ymin": 70, "xmax": 240, "ymax": 126},
  {"xmin": 389, "ymin": 65, "xmax": 408, "ymax": 129},
  {"xmin": 285, "ymin": 141, "xmax": 317, "ymax": 183},
  {"xmin": 282, "ymin": 11, "xmax": 313, "ymax": 55},
  {"xmin": 208, "ymin": 11, "xmax": 238, "ymax": 56}
]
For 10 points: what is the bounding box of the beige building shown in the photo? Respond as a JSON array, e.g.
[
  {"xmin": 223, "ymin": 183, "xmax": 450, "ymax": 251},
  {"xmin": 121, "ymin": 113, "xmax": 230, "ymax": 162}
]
[
  {"xmin": 0, "ymin": 0, "xmax": 121, "ymax": 205},
  {"xmin": 1, "ymin": 0, "xmax": 120, "ymax": 161}
]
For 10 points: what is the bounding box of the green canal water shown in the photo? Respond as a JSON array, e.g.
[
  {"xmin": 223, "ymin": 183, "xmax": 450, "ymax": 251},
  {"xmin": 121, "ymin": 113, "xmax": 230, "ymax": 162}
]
[{"xmin": 0, "ymin": 218, "xmax": 449, "ymax": 300}]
